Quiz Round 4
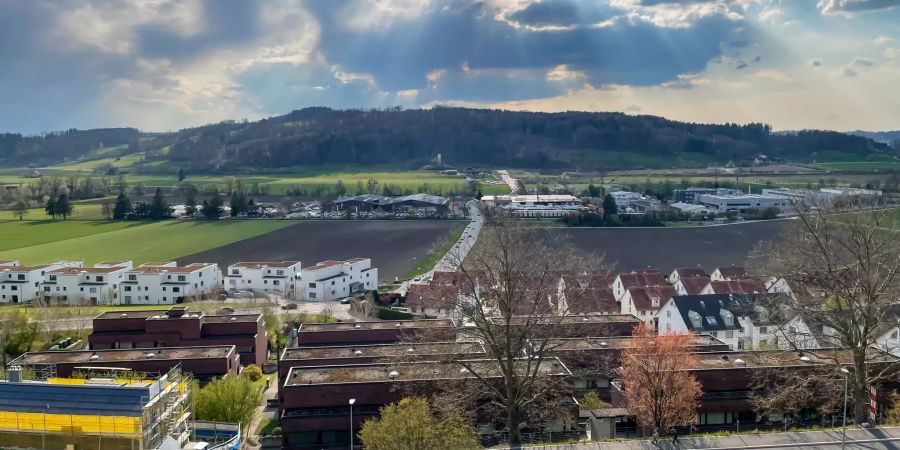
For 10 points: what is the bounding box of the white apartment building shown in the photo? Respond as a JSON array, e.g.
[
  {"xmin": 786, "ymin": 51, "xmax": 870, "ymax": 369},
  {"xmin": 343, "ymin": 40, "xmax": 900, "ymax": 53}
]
[
  {"xmin": 299, "ymin": 258, "xmax": 378, "ymax": 301},
  {"xmin": 0, "ymin": 261, "xmax": 83, "ymax": 304},
  {"xmin": 224, "ymin": 261, "xmax": 302, "ymax": 297},
  {"xmin": 118, "ymin": 262, "xmax": 221, "ymax": 305},
  {"xmin": 0, "ymin": 260, "xmax": 19, "ymax": 267},
  {"xmin": 696, "ymin": 194, "xmax": 790, "ymax": 213},
  {"xmin": 41, "ymin": 261, "xmax": 133, "ymax": 305},
  {"xmin": 610, "ymin": 191, "xmax": 643, "ymax": 209}
]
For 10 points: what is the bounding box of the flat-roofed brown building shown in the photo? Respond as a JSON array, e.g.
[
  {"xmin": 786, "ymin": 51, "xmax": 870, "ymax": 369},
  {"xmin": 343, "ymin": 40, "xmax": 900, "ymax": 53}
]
[
  {"xmin": 88, "ymin": 307, "xmax": 267, "ymax": 366},
  {"xmin": 9, "ymin": 345, "xmax": 240, "ymax": 382},
  {"xmin": 611, "ymin": 348, "xmax": 900, "ymax": 429},
  {"xmin": 483, "ymin": 314, "xmax": 641, "ymax": 339},
  {"xmin": 295, "ymin": 319, "xmax": 456, "ymax": 346},
  {"xmin": 279, "ymin": 358, "xmax": 572, "ymax": 449}
]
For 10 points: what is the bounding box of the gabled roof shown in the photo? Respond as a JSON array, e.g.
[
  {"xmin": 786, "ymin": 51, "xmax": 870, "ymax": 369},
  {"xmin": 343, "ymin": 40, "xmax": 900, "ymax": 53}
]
[
  {"xmin": 405, "ymin": 284, "xmax": 461, "ymax": 309},
  {"xmin": 627, "ymin": 285, "xmax": 677, "ymax": 311},
  {"xmin": 707, "ymin": 278, "xmax": 766, "ymax": 294},
  {"xmin": 678, "ymin": 276, "xmax": 711, "ymax": 295},
  {"xmin": 230, "ymin": 261, "xmax": 300, "ymax": 269},
  {"xmin": 431, "ymin": 271, "xmax": 480, "ymax": 288},
  {"xmin": 673, "ymin": 267, "xmax": 708, "ymax": 279},
  {"xmin": 565, "ymin": 288, "xmax": 617, "ymax": 314},
  {"xmin": 715, "ymin": 266, "xmax": 747, "ymax": 280},
  {"xmin": 668, "ymin": 293, "xmax": 789, "ymax": 331},
  {"xmin": 617, "ymin": 271, "xmax": 666, "ymax": 288}
]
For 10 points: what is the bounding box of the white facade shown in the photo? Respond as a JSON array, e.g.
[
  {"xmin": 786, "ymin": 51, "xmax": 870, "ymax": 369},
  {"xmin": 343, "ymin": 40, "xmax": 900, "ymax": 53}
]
[
  {"xmin": 876, "ymin": 326, "xmax": 900, "ymax": 357},
  {"xmin": 225, "ymin": 261, "xmax": 302, "ymax": 298},
  {"xmin": 482, "ymin": 194, "xmax": 583, "ymax": 218},
  {"xmin": 41, "ymin": 261, "xmax": 133, "ymax": 305},
  {"xmin": 118, "ymin": 262, "xmax": 221, "ymax": 305},
  {"xmin": 610, "ymin": 191, "xmax": 643, "ymax": 209},
  {"xmin": 697, "ymin": 194, "xmax": 790, "ymax": 212},
  {"xmin": 1, "ymin": 261, "xmax": 82, "ymax": 304},
  {"xmin": 299, "ymin": 258, "xmax": 378, "ymax": 301},
  {"xmin": 0, "ymin": 260, "xmax": 19, "ymax": 268}
]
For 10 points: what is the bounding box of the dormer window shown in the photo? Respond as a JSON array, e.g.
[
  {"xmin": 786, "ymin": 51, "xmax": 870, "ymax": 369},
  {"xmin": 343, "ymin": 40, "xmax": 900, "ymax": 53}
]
[
  {"xmin": 721, "ymin": 309, "xmax": 734, "ymax": 327},
  {"xmin": 706, "ymin": 316, "xmax": 719, "ymax": 327},
  {"xmin": 688, "ymin": 311, "xmax": 703, "ymax": 329}
]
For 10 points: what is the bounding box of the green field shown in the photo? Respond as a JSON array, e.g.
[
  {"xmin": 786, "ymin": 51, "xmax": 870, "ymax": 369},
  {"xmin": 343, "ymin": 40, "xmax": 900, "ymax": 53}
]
[
  {"xmin": 260, "ymin": 171, "xmax": 508, "ymax": 195},
  {"xmin": 0, "ymin": 202, "xmax": 107, "ymax": 220},
  {"xmin": 0, "ymin": 220, "xmax": 296, "ymax": 265},
  {"xmin": 811, "ymin": 161, "xmax": 900, "ymax": 171}
]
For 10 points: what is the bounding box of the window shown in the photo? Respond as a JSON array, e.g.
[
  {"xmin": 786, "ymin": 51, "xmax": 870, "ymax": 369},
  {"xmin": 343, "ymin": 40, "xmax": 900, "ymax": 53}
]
[
  {"xmin": 725, "ymin": 331, "xmax": 734, "ymax": 338},
  {"xmin": 273, "ymin": 280, "xmax": 280, "ymax": 285},
  {"xmin": 17, "ymin": 274, "xmax": 24, "ymax": 280},
  {"xmin": 309, "ymin": 283, "xmax": 316, "ymax": 288},
  {"xmin": 309, "ymin": 292, "xmax": 317, "ymax": 299},
  {"xmin": 721, "ymin": 309, "xmax": 734, "ymax": 327},
  {"xmin": 706, "ymin": 316, "xmax": 719, "ymax": 327},
  {"xmin": 178, "ymin": 275, "xmax": 186, "ymax": 282},
  {"xmin": 89, "ymin": 287, "xmax": 96, "ymax": 293},
  {"xmin": 44, "ymin": 287, "xmax": 50, "ymax": 292},
  {"xmin": 277, "ymin": 270, "xmax": 284, "ymax": 276},
  {"xmin": 129, "ymin": 274, "xmax": 136, "ymax": 281},
  {"xmin": 124, "ymin": 286, "xmax": 132, "ymax": 292},
  {"xmin": 173, "ymin": 287, "xmax": 180, "ymax": 293},
  {"xmin": 232, "ymin": 269, "xmax": 239, "ymax": 275},
  {"xmin": 96, "ymin": 276, "xmax": 104, "ymax": 282},
  {"xmin": 759, "ymin": 326, "xmax": 768, "ymax": 334}
]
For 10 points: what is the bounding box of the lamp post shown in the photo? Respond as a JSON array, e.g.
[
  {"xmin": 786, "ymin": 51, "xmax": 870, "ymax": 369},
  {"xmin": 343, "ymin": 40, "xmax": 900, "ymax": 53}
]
[
  {"xmin": 840, "ymin": 367, "xmax": 850, "ymax": 450},
  {"xmin": 349, "ymin": 398, "xmax": 356, "ymax": 449}
]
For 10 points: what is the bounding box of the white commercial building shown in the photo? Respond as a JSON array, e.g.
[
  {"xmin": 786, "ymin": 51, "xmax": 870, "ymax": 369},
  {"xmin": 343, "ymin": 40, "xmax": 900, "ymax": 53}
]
[
  {"xmin": 224, "ymin": 261, "xmax": 302, "ymax": 298},
  {"xmin": 299, "ymin": 258, "xmax": 378, "ymax": 301},
  {"xmin": 697, "ymin": 194, "xmax": 790, "ymax": 212},
  {"xmin": 118, "ymin": 262, "xmax": 220, "ymax": 305},
  {"xmin": 0, "ymin": 261, "xmax": 83, "ymax": 304},
  {"xmin": 610, "ymin": 191, "xmax": 644, "ymax": 209},
  {"xmin": 41, "ymin": 261, "xmax": 133, "ymax": 305},
  {"xmin": 481, "ymin": 194, "xmax": 583, "ymax": 218}
]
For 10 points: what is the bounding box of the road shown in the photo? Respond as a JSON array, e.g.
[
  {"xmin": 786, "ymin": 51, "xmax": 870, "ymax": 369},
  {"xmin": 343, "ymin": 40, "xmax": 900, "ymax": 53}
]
[
  {"xmin": 498, "ymin": 169, "xmax": 520, "ymax": 194},
  {"xmin": 525, "ymin": 426, "xmax": 900, "ymax": 450},
  {"xmin": 395, "ymin": 200, "xmax": 484, "ymax": 296}
]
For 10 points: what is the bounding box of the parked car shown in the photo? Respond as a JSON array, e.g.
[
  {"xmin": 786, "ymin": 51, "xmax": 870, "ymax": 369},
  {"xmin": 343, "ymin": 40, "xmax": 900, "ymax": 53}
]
[
  {"xmin": 340, "ymin": 297, "xmax": 353, "ymax": 304},
  {"xmin": 281, "ymin": 303, "xmax": 298, "ymax": 310},
  {"xmin": 413, "ymin": 275, "xmax": 422, "ymax": 282}
]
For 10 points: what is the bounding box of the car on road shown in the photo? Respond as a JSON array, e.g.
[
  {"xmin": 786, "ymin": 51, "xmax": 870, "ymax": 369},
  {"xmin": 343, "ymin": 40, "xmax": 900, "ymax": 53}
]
[
  {"xmin": 281, "ymin": 303, "xmax": 298, "ymax": 310},
  {"xmin": 340, "ymin": 297, "xmax": 353, "ymax": 304},
  {"xmin": 413, "ymin": 275, "xmax": 423, "ymax": 281}
]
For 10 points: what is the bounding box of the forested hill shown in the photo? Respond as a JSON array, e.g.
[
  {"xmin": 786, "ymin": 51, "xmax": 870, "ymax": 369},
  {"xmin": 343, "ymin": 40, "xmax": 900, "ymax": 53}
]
[{"xmin": 1, "ymin": 107, "xmax": 895, "ymax": 171}]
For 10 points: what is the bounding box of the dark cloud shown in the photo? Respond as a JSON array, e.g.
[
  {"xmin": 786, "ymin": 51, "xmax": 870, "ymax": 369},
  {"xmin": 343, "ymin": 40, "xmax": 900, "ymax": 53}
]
[
  {"xmin": 506, "ymin": 0, "xmax": 613, "ymax": 27},
  {"xmin": 735, "ymin": 60, "xmax": 748, "ymax": 70}
]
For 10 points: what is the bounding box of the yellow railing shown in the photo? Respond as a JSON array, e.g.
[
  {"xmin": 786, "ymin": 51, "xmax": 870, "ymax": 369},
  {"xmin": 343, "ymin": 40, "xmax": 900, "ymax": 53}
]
[{"xmin": 0, "ymin": 411, "xmax": 141, "ymax": 437}]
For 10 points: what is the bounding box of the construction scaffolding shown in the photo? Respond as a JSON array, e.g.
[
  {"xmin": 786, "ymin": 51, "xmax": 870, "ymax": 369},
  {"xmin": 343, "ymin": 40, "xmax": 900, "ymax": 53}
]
[{"xmin": 0, "ymin": 364, "xmax": 193, "ymax": 450}]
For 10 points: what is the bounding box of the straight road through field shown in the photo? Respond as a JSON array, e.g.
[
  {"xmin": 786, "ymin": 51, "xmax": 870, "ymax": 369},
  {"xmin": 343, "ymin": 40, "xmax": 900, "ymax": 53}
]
[{"xmin": 498, "ymin": 169, "xmax": 519, "ymax": 194}]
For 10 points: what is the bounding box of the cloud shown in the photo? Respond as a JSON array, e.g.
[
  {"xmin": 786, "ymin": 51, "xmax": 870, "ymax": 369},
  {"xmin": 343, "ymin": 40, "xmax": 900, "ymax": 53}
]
[
  {"xmin": 735, "ymin": 60, "xmax": 749, "ymax": 69},
  {"xmin": 874, "ymin": 35, "xmax": 896, "ymax": 44},
  {"xmin": 817, "ymin": 0, "xmax": 900, "ymax": 15},
  {"xmin": 505, "ymin": 0, "xmax": 615, "ymax": 29}
]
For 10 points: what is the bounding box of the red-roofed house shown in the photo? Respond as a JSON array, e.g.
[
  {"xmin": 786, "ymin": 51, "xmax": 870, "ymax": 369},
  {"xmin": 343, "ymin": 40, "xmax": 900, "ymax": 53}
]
[
  {"xmin": 405, "ymin": 283, "xmax": 471, "ymax": 318},
  {"xmin": 1, "ymin": 261, "xmax": 83, "ymax": 304},
  {"xmin": 668, "ymin": 267, "xmax": 709, "ymax": 284},
  {"xmin": 701, "ymin": 278, "xmax": 767, "ymax": 295},
  {"xmin": 674, "ymin": 276, "xmax": 712, "ymax": 295},
  {"xmin": 560, "ymin": 287, "xmax": 618, "ymax": 315},
  {"xmin": 711, "ymin": 266, "xmax": 748, "ymax": 281},
  {"xmin": 612, "ymin": 270, "xmax": 666, "ymax": 301},
  {"xmin": 619, "ymin": 285, "xmax": 678, "ymax": 325}
]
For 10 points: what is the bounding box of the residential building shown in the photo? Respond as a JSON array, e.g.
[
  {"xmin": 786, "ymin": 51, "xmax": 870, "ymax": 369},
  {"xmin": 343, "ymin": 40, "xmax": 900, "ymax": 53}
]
[
  {"xmin": 612, "ymin": 270, "xmax": 666, "ymax": 301},
  {"xmin": 295, "ymin": 319, "xmax": 457, "ymax": 346},
  {"xmin": 610, "ymin": 191, "xmax": 643, "ymax": 209},
  {"xmin": 668, "ymin": 267, "xmax": 709, "ymax": 284},
  {"xmin": 658, "ymin": 293, "xmax": 798, "ymax": 350},
  {"xmin": 41, "ymin": 261, "xmax": 133, "ymax": 305},
  {"xmin": 10, "ymin": 345, "xmax": 240, "ymax": 383},
  {"xmin": 618, "ymin": 286, "xmax": 678, "ymax": 325},
  {"xmin": 88, "ymin": 307, "xmax": 267, "ymax": 366},
  {"xmin": 701, "ymin": 278, "xmax": 766, "ymax": 295},
  {"xmin": 696, "ymin": 194, "xmax": 790, "ymax": 213},
  {"xmin": 298, "ymin": 258, "xmax": 378, "ymax": 301},
  {"xmin": 224, "ymin": 260, "xmax": 302, "ymax": 297},
  {"xmin": 674, "ymin": 276, "xmax": 712, "ymax": 295},
  {"xmin": 405, "ymin": 283, "xmax": 468, "ymax": 318},
  {"xmin": 0, "ymin": 261, "xmax": 82, "ymax": 304},
  {"xmin": 611, "ymin": 348, "xmax": 899, "ymax": 430},
  {"xmin": 559, "ymin": 287, "xmax": 618, "ymax": 315},
  {"xmin": 764, "ymin": 276, "xmax": 794, "ymax": 297},
  {"xmin": 0, "ymin": 365, "xmax": 192, "ymax": 450},
  {"xmin": 0, "ymin": 260, "xmax": 19, "ymax": 267},
  {"xmin": 279, "ymin": 358, "xmax": 573, "ymax": 449},
  {"xmin": 119, "ymin": 262, "xmax": 220, "ymax": 305},
  {"xmin": 874, "ymin": 306, "xmax": 900, "ymax": 357},
  {"xmin": 710, "ymin": 266, "xmax": 748, "ymax": 281}
]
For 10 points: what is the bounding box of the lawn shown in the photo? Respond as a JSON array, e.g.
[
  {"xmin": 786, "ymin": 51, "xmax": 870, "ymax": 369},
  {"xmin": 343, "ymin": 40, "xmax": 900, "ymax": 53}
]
[
  {"xmin": 260, "ymin": 171, "xmax": 508, "ymax": 196},
  {"xmin": 1, "ymin": 220, "xmax": 297, "ymax": 266},
  {"xmin": 0, "ymin": 220, "xmax": 139, "ymax": 251},
  {"xmin": 400, "ymin": 222, "xmax": 466, "ymax": 280},
  {"xmin": 0, "ymin": 202, "xmax": 107, "ymax": 220},
  {"xmin": 811, "ymin": 161, "xmax": 900, "ymax": 171},
  {"xmin": 48, "ymin": 152, "xmax": 147, "ymax": 172}
]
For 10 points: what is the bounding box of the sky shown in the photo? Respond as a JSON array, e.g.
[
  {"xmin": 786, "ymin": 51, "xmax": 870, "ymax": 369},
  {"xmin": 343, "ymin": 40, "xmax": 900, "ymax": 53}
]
[{"xmin": 1, "ymin": 0, "xmax": 898, "ymax": 134}]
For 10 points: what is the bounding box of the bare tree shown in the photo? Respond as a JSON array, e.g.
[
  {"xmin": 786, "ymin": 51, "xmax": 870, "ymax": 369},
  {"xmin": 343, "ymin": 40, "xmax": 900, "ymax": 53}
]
[
  {"xmin": 411, "ymin": 219, "xmax": 603, "ymax": 447},
  {"xmin": 753, "ymin": 201, "xmax": 900, "ymax": 422}
]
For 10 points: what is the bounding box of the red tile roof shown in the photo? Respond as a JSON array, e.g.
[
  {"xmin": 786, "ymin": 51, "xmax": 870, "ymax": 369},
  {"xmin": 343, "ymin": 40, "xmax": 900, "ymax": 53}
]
[
  {"xmin": 673, "ymin": 267, "xmax": 708, "ymax": 279},
  {"xmin": 565, "ymin": 288, "xmax": 617, "ymax": 314},
  {"xmin": 405, "ymin": 284, "xmax": 461, "ymax": 309},
  {"xmin": 707, "ymin": 278, "xmax": 766, "ymax": 294},
  {"xmin": 678, "ymin": 276, "xmax": 711, "ymax": 295},
  {"xmin": 626, "ymin": 285, "xmax": 677, "ymax": 311},
  {"xmin": 715, "ymin": 266, "xmax": 747, "ymax": 280},
  {"xmin": 617, "ymin": 271, "xmax": 666, "ymax": 288}
]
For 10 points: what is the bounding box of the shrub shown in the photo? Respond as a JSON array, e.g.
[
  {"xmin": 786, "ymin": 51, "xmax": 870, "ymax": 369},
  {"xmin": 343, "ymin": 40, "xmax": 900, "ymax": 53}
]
[{"xmin": 242, "ymin": 364, "xmax": 263, "ymax": 382}]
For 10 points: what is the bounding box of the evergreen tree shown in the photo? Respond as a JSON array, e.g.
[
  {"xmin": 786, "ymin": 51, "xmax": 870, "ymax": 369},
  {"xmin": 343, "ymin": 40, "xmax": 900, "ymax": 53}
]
[
  {"xmin": 178, "ymin": 168, "xmax": 186, "ymax": 182},
  {"xmin": 202, "ymin": 193, "xmax": 223, "ymax": 219},
  {"xmin": 185, "ymin": 191, "xmax": 197, "ymax": 218},
  {"xmin": 148, "ymin": 187, "xmax": 169, "ymax": 219},
  {"xmin": 54, "ymin": 194, "xmax": 73, "ymax": 220},
  {"xmin": 113, "ymin": 193, "xmax": 133, "ymax": 219},
  {"xmin": 602, "ymin": 194, "xmax": 618, "ymax": 216},
  {"xmin": 45, "ymin": 197, "xmax": 56, "ymax": 219}
]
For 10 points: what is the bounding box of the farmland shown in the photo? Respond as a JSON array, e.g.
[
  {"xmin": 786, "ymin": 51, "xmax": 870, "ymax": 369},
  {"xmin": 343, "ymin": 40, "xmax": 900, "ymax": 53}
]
[
  {"xmin": 179, "ymin": 220, "xmax": 460, "ymax": 281},
  {"xmin": 545, "ymin": 219, "xmax": 790, "ymax": 270},
  {"xmin": 0, "ymin": 220, "xmax": 295, "ymax": 266}
]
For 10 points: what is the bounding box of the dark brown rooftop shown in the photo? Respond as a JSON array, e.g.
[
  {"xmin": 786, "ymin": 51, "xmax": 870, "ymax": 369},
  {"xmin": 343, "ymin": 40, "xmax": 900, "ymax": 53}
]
[
  {"xmin": 299, "ymin": 319, "xmax": 454, "ymax": 332},
  {"xmin": 282, "ymin": 342, "xmax": 483, "ymax": 361},
  {"xmin": 10, "ymin": 345, "xmax": 235, "ymax": 365},
  {"xmin": 546, "ymin": 334, "xmax": 724, "ymax": 351}
]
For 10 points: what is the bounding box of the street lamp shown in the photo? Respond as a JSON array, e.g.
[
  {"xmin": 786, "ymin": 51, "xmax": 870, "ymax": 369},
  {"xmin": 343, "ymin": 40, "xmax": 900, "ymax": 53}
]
[
  {"xmin": 349, "ymin": 398, "xmax": 356, "ymax": 449},
  {"xmin": 840, "ymin": 367, "xmax": 850, "ymax": 450}
]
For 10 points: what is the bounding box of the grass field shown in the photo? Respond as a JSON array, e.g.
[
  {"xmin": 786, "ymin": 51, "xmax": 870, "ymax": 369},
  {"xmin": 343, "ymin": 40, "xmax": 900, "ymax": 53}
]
[
  {"xmin": 1, "ymin": 220, "xmax": 296, "ymax": 265},
  {"xmin": 259, "ymin": 171, "xmax": 508, "ymax": 195},
  {"xmin": 810, "ymin": 161, "xmax": 900, "ymax": 171},
  {"xmin": 0, "ymin": 202, "xmax": 107, "ymax": 220}
]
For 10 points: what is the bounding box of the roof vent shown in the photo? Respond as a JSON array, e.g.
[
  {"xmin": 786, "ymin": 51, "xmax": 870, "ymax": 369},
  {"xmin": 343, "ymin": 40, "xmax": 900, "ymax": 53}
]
[
  {"xmin": 460, "ymin": 368, "xmax": 469, "ymax": 373},
  {"xmin": 145, "ymin": 353, "xmax": 156, "ymax": 359},
  {"xmin": 395, "ymin": 323, "xmax": 402, "ymax": 327},
  {"xmin": 90, "ymin": 354, "xmax": 100, "ymax": 361},
  {"xmin": 407, "ymin": 348, "xmax": 415, "ymax": 353},
  {"xmin": 354, "ymin": 324, "xmax": 361, "ymax": 329},
  {"xmin": 582, "ymin": 317, "xmax": 589, "ymax": 322},
  {"xmin": 354, "ymin": 350, "xmax": 363, "ymax": 356},
  {"xmin": 600, "ymin": 341, "xmax": 608, "ymax": 348},
  {"xmin": 721, "ymin": 354, "xmax": 729, "ymax": 360},
  {"xmin": 230, "ymin": 317, "xmax": 237, "ymax": 321},
  {"xmin": 800, "ymin": 356, "xmax": 812, "ymax": 363},
  {"xmin": 120, "ymin": 313, "xmax": 128, "ymax": 318},
  {"xmin": 734, "ymin": 358, "xmax": 746, "ymax": 367},
  {"xmin": 388, "ymin": 370, "xmax": 399, "ymax": 380}
]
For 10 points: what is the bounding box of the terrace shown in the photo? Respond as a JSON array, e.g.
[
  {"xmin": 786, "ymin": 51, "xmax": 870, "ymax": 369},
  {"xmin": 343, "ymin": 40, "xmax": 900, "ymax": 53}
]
[
  {"xmin": 282, "ymin": 341, "xmax": 483, "ymax": 361},
  {"xmin": 11, "ymin": 345, "xmax": 235, "ymax": 365},
  {"xmin": 545, "ymin": 334, "xmax": 725, "ymax": 351},
  {"xmin": 299, "ymin": 319, "xmax": 454, "ymax": 332},
  {"xmin": 684, "ymin": 348, "xmax": 899, "ymax": 370}
]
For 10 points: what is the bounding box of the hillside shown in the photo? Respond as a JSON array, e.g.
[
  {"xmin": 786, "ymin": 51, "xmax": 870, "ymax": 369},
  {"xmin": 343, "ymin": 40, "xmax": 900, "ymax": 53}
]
[
  {"xmin": 847, "ymin": 130, "xmax": 900, "ymax": 145},
  {"xmin": 1, "ymin": 108, "xmax": 895, "ymax": 172}
]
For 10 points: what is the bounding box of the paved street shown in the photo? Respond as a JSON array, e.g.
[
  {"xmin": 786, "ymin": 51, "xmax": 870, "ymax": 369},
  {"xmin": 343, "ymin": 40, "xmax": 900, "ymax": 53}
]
[
  {"xmin": 525, "ymin": 427, "xmax": 900, "ymax": 450},
  {"xmin": 498, "ymin": 169, "xmax": 520, "ymax": 194}
]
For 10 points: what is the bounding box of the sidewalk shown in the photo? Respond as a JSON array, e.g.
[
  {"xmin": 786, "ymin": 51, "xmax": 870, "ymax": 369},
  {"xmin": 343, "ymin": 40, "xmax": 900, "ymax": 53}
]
[{"xmin": 528, "ymin": 427, "xmax": 900, "ymax": 450}]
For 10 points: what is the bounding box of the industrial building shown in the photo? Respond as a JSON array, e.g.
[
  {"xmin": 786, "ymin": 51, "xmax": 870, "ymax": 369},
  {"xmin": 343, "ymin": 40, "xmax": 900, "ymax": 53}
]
[
  {"xmin": 480, "ymin": 194, "xmax": 584, "ymax": 218},
  {"xmin": 696, "ymin": 193, "xmax": 791, "ymax": 213},
  {"xmin": 88, "ymin": 307, "xmax": 268, "ymax": 367},
  {"xmin": 329, "ymin": 193, "xmax": 451, "ymax": 215},
  {"xmin": 0, "ymin": 365, "xmax": 192, "ymax": 450}
]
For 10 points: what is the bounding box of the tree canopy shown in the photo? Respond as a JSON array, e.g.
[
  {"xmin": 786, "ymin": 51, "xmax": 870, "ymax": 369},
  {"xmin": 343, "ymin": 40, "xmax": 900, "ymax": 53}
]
[{"xmin": 359, "ymin": 397, "xmax": 479, "ymax": 450}]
